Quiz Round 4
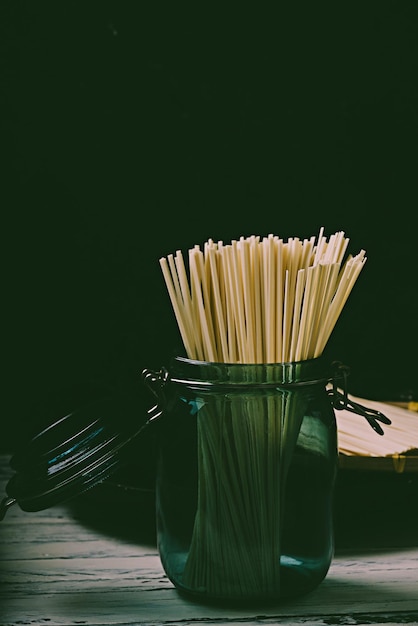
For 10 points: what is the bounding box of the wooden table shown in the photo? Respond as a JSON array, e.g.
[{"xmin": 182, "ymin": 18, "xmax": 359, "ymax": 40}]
[{"xmin": 1, "ymin": 452, "xmax": 418, "ymax": 625}]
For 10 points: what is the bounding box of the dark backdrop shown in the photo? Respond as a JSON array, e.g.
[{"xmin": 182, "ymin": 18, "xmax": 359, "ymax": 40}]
[{"xmin": 1, "ymin": 2, "xmax": 417, "ymax": 452}]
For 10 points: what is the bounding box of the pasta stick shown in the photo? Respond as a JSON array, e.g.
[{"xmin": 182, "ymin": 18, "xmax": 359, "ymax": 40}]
[
  {"xmin": 174, "ymin": 250, "xmax": 202, "ymax": 361},
  {"xmin": 159, "ymin": 257, "xmax": 196, "ymax": 359},
  {"xmin": 207, "ymin": 246, "xmax": 229, "ymax": 362},
  {"xmin": 189, "ymin": 248, "xmax": 217, "ymax": 361}
]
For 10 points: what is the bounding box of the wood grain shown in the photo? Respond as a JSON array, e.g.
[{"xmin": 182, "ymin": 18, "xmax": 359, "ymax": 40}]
[{"xmin": 1, "ymin": 454, "xmax": 418, "ymax": 625}]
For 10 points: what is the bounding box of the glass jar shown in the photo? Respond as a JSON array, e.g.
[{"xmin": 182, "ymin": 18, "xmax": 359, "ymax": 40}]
[{"xmin": 144, "ymin": 356, "xmax": 338, "ymax": 603}]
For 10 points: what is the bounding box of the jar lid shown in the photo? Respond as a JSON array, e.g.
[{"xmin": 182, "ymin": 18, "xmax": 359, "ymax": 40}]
[{"xmin": 0, "ymin": 384, "xmax": 154, "ymax": 519}]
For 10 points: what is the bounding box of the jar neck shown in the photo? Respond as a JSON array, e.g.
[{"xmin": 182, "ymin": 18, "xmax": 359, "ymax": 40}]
[{"xmin": 168, "ymin": 356, "xmax": 331, "ymax": 389}]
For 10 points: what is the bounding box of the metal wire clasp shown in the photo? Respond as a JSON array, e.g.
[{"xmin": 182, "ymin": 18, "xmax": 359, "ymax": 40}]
[
  {"xmin": 141, "ymin": 367, "xmax": 170, "ymax": 424},
  {"xmin": 0, "ymin": 496, "xmax": 16, "ymax": 522},
  {"xmin": 328, "ymin": 361, "xmax": 391, "ymax": 435}
]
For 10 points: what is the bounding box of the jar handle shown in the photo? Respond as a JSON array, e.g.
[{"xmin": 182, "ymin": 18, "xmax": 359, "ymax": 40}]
[
  {"xmin": 328, "ymin": 361, "xmax": 392, "ymax": 435},
  {"xmin": 142, "ymin": 367, "xmax": 170, "ymax": 424}
]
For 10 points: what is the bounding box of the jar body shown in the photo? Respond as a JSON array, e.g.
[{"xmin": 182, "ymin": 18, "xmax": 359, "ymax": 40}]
[{"xmin": 155, "ymin": 357, "xmax": 338, "ymax": 603}]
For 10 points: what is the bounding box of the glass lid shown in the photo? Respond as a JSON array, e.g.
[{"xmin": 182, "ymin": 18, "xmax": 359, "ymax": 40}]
[{"xmin": 0, "ymin": 383, "xmax": 157, "ymax": 520}]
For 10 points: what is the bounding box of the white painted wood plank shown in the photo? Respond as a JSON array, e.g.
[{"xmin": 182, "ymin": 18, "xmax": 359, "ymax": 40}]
[
  {"xmin": 2, "ymin": 550, "xmax": 418, "ymax": 590},
  {"xmin": 0, "ymin": 555, "xmax": 168, "ymax": 591},
  {"xmin": 0, "ymin": 530, "xmax": 159, "ymax": 560},
  {"xmin": 1, "ymin": 574, "xmax": 418, "ymax": 626},
  {"xmin": 1, "ymin": 551, "xmax": 418, "ymax": 623}
]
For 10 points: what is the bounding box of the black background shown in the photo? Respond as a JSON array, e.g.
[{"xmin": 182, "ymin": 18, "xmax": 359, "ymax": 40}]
[{"xmin": 1, "ymin": 2, "xmax": 417, "ymax": 452}]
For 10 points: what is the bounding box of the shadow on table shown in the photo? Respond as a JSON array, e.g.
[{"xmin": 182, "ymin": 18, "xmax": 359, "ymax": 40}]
[
  {"xmin": 66, "ymin": 463, "xmax": 157, "ymax": 547},
  {"xmin": 334, "ymin": 469, "xmax": 418, "ymax": 552},
  {"xmin": 66, "ymin": 463, "xmax": 418, "ymax": 553}
]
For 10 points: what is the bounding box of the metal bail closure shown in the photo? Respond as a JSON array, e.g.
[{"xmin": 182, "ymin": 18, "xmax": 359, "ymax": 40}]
[
  {"xmin": 0, "ymin": 385, "xmax": 155, "ymax": 521},
  {"xmin": 328, "ymin": 361, "xmax": 391, "ymax": 435},
  {"xmin": 142, "ymin": 367, "xmax": 170, "ymax": 421},
  {"xmin": 0, "ymin": 496, "xmax": 16, "ymax": 521}
]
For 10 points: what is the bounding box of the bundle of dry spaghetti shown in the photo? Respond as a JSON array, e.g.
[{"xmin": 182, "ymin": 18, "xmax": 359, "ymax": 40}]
[
  {"xmin": 158, "ymin": 228, "xmax": 367, "ymax": 598},
  {"xmin": 336, "ymin": 396, "xmax": 418, "ymax": 459},
  {"xmin": 160, "ymin": 227, "xmax": 366, "ymax": 364}
]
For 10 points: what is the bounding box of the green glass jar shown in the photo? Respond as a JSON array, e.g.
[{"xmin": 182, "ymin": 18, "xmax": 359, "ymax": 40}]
[{"xmin": 144, "ymin": 356, "xmax": 338, "ymax": 603}]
